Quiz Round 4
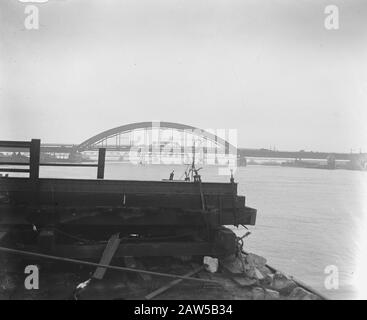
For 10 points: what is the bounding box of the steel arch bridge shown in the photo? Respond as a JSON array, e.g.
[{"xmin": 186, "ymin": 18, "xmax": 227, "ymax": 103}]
[{"xmin": 74, "ymin": 121, "xmax": 237, "ymax": 156}]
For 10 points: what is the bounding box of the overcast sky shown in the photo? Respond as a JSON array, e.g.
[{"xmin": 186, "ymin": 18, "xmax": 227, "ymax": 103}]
[{"xmin": 0, "ymin": 0, "xmax": 366, "ymax": 152}]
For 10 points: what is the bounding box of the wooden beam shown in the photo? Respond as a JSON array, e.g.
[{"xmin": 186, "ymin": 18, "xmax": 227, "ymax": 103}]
[
  {"xmin": 40, "ymin": 163, "xmax": 97, "ymax": 167},
  {"xmin": 0, "ymin": 204, "xmax": 256, "ymax": 227},
  {"xmin": 2, "ymin": 190, "xmax": 244, "ymax": 210},
  {"xmin": 0, "ymin": 168, "xmax": 29, "ymax": 173},
  {"xmin": 145, "ymin": 265, "xmax": 204, "ymax": 300},
  {"xmin": 93, "ymin": 233, "xmax": 121, "ymax": 280},
  {"xmin": 0, "ymin": 141, "xmax": 31, "ymax": 148},
  {"xmin": 1, "ymin": 178, "xmax": 236, "ymax": 196}
]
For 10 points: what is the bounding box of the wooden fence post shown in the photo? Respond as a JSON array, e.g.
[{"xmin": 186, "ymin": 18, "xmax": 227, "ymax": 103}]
[
  {"xmin": 97, "ymin": 148, "xmax": 106, "ymax": 179},
  {"xmin": 30, "ymin": 139, "xmax": 40, "ymax": 181}
]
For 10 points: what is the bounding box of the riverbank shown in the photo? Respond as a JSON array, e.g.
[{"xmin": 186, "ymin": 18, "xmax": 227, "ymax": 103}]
[{"xmin": 0, "ymin": 251, "xmax": 324, "ymax": 300}]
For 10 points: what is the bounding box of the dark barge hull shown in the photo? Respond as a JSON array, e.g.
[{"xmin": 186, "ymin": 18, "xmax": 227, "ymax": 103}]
[
  {"xmin": 0, "ymin": 140, "xmax": 326, "ymax": 300},
  {"xmin": 0, "ymin": 177, "xmax": 256, "ymax": 259}
]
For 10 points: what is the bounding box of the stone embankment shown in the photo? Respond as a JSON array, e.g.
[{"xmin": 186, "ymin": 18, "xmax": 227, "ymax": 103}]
[{"xmin": 219, "ymin": 252, "xmax": 321, "ymax": 300}]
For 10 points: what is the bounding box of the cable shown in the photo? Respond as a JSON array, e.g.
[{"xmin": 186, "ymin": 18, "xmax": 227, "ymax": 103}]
[{"xmin": 0, "ymin": 246, "xmax": 218, "ymax": 284}]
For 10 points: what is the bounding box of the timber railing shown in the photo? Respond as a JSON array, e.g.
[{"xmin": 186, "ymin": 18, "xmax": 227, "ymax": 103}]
[{"xmin": 0, "ymin": 139, "xmax": 106, "ymax": 180}]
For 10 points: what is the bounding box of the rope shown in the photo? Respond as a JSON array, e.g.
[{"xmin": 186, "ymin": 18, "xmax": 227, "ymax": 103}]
[{"xmin": 0, "ymin": 246, "xmax": 218, "ymax": 284}]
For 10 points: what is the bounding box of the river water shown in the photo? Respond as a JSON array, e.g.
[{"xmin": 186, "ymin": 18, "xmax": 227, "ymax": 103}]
[{"xmin": 38, "ymin": 163, "xmax": 367, "ymax": 300}]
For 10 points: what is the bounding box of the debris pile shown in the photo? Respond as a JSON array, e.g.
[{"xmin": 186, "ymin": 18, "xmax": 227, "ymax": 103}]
[
  {"xmin": 220, "ymin": 252, "xmax": 321, "ymax": 300},
  {"xmin": 0, "ymin": 253, "xmax": 323, "ymax": 300}
]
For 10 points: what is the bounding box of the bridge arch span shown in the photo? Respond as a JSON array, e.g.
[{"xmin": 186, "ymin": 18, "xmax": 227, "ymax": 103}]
[{"xmin": 75, "ymin": 121, "xmax": 237, "ymax": 154}]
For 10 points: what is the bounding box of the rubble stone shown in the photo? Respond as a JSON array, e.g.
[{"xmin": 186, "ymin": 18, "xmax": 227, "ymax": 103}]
[
  {"xmin": 252, "ymin": 287, "xmax": 265, "ymax": 300},
  {"xmin": 254, "ymin": 267, "xmax": 265, "ymax": 280},
  {"xmin": 258, "ymin": 265, "xmax": 272, "ymax": 276},
  {"xmin": 203, "ymin": 256, "xmax": 218, "ymax": 273},
  {"xmin": 245, "ymin": 253, "xmax": 267, "ymax": 267},
  {"xmin": 231, "ymin": 275, "xmax": 257, "ymax": 287},
  {"xmin": 264, "ymin": 288, "xmax": 280, "ymax": 300},
  {"xmin": 270, "ymin": 272, "xmax": 297, "ymax": 295},
  {"xmin": 288, "ymin": 287, "xmax": 319, "ymax": 300},
  {"xmin": 258, "ymin": 271, "xmax": 273, "ymax": 285},
  {"xmin": 220, "ymin": 255, "xmax": 246, "ymax": 274},
  {"xmin": 252, "ymin": 287, "xmax": 280, "ymax": 300}
]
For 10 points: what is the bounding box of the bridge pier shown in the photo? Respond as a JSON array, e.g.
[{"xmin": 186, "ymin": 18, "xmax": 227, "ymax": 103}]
[
  {"xmin": 326, "ymin": 154, "xmax": 336, "ymax": 169},
  {"xmin": 237, "ymin": 155, "xmax": 247, "ymax": 167}
]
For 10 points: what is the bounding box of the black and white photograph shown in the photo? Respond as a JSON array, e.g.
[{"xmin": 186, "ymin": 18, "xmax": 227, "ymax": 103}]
[{"xmin": 0, "ymin": 0, "xmax": 366, "ymax": 304}]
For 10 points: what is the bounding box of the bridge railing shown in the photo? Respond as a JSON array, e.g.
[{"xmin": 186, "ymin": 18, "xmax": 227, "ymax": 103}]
[{"xmin": 0, "ymin": 139, "xmax": 106, "ymax": 180}]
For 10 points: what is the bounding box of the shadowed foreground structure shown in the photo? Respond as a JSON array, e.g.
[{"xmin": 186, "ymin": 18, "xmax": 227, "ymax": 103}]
[{"xmin": 0, "ymin": 139, "xmax": 325, "ymax": 300}]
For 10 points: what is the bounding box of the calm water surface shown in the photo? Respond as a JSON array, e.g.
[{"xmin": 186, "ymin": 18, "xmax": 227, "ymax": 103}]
[{"xmin": 39, "ymin": 164, "xmax": 367, "ymax": 299}]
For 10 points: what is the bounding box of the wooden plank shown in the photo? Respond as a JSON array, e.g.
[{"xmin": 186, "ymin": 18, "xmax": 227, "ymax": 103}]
[
  {"xmin": 40, "ymin": 163, "xmax": 97, "ymax": 167},
  {"xmin": 1, "ymin": 191, "xmax": 244, "ymax": 210},
  {"xmin": 93, "ymin": 233, "xmax": 121, "ymax": 280},
  {"xmin": 0, "ymin": 168, "xmax": 29, "ymax": 173},
  {"xmin": 0, "ymin": 204, "xmax": 256, "ymax": 227},
  {"xmin": 0, "ymin": 196, "xmax": 245, "ymax": 211},
  {"xmin": 145, "ymin": 265, "xmax": 204, "ymax": 300},
  {"xmin": 60, "ymin": 208, "xmax": 255, "ymax": 226},
  {"xmin": 0, "ymin": 141, "xmax": 31, "ymax": 148},
  {"xmin": 1, "ymin": 178, "xmax": 236, "ymax": 196}
]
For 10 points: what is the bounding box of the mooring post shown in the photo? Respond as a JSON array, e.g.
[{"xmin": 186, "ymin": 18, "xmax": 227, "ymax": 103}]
[
  {"xmin": 29, "ymin": 139, "xmax": 40, "ymax": 181},
  {"xmin": 97, "ymin": 148, "xmax": 106, "ymax": 179}
]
